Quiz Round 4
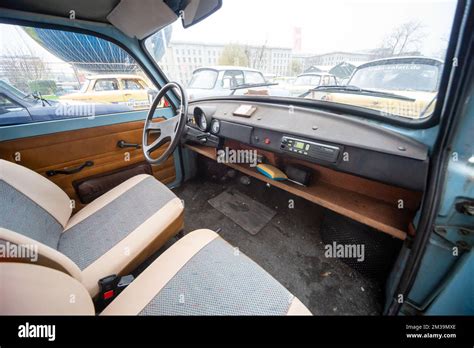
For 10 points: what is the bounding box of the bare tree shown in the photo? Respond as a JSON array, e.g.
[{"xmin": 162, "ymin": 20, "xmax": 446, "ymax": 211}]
[
  {"xmin": 374, "ymin": 20, "xmax": 426, "ymax": 58},
  {"xmin": 1, "ymin": 52, "xmax": 49, "ymax": 92},
  {"xmin": 244, "ymin": 40, "xmax": 268, "ymax": 70},
  {"xmin": 1, "ymin": 30, "xmax": 50, "ymax": 93}
]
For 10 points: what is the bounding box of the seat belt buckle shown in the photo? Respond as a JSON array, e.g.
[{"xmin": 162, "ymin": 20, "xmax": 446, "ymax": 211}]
[{"xmin": 98, "ymin": 274, "xmax": 134, "ymax": 308}]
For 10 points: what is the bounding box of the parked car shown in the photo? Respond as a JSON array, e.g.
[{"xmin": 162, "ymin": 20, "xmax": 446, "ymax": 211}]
[
  {"xmin": 187, "ymin": 66, "xmax": 289, "ymax": 100},
  {"xmin": 288, "ymin": 72, "xmax": 338, "ymax": 97},
  {"xmin": 272, "ymin": 76, "xmax": 296, "ymax": 89},
  {"xmin": 0, "ymin": 80, "xmax": 133, "ymax": 126},
  {"xmin": 60, "ymin": 74, "xmax": 156, "ymax": 110},
  {"xmin": 306, "ymin": 57, "xmax": 443, "ymax": 119}
]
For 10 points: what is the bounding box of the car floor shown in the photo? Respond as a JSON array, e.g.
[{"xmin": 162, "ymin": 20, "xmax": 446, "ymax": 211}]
[{"xmin": 169, "ymin": 169, "xmax": 384, "ymax": 315}]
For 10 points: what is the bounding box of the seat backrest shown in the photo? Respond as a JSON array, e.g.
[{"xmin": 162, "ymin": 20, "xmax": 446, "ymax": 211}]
[
  {"xmin": 0, "ymin": 262, "xmax": 93, "ymax": 315},
  {"xmin": 0, "ymin": 159, "xmax": 72, "ymax": 249}
]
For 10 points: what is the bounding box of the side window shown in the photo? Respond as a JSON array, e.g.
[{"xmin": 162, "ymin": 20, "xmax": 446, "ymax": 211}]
[
  {"xmin": 222, "ymin": 70, "xmax": 244, "ymax": 88},
  {"xmin": 0, "ymin": 94, "xmax": 24, "ymax": 114},
  {"xmin": 311, "ymin": 76, "xmax": 321, "ymax": 86},
  {"xmin": 0, "ymin": 23, "xmax": 159, "ymax": 126},
  {"xmin": 321, "ymin": 76, "xmax": 331, "ymax": 86},
  {"xmin": 244, "ymin": 71, "xmax": 265, "ymax": 85},
  {"xmin": 123, "ymin": 79, "xmax": 144, "ymax": 90},
  {"xmin": 94, "ymin": 79, "xmax": 119, "ymax": 91}
]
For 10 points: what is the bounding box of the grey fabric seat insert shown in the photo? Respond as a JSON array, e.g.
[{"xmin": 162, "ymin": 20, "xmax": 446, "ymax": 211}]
[
  {"xmin": 0, "ymin": 180, "xmax": 62, "ymax": 249},
  {"xmin": 58, "ymin": 176, "xmax": 176, "ymax": 270},
  {"xmin": 139, "ymin": 237, "xmax": 293, "ymax": 315}
]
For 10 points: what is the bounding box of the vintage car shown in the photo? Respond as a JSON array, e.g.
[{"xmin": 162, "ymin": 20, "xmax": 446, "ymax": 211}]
[
  {"xmin": 306, "ymin": 57, "xmax": 443, "ymax": 119},
  {"xmin": 60, "ymin": 74, "xmax": 156, "ymax": 110},
  {"xmin": 288, "ymin": 72, "xmax": 338, "ymax": 97},
  {"xmin": 0, "ymin": 0, "xmax": 472, "ymax": 344},
  {"xmin": 187, "ymin": 66, "xmax": 289, "ymax": 100}
]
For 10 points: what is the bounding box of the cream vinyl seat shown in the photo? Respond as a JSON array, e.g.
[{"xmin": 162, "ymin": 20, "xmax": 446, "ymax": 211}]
[
  {"xmin": 1, "ymin": 229, "xmax": 312, "ymax": 316},
  {"xmin": 0, "ymin": 159, "xmax": 184, "ymax": 297}
]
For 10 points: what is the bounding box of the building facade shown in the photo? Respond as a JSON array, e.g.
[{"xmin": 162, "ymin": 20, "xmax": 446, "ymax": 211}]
[
  {"xmin": 159, "ymin": 41, "xmax": 292, "ymax": 84},
  {"xmin": 304, "ymin": 51, "xmax": 374, "ymax": 70}
]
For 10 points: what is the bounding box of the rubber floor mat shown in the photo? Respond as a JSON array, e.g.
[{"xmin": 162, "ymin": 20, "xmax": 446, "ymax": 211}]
[{"xmin": 208, "ymin": 189, "xmax": 276, "ymax": 235}]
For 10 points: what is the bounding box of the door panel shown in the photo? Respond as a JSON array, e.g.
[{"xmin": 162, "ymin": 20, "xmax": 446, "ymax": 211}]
[{"xmin": 0, "ymin": 119, "xmax": 176, "ymax": 212}]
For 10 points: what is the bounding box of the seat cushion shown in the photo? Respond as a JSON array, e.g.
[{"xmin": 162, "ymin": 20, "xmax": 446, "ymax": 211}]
[
  {"xmin": 0, "ymin": 180, "xmax": 63, "ymax": 249},
  {"xmin": 102, "ymin": 229, "xmax": 312, "ymax": 316},
  {"xmin": 0, "ymin": 159, "xmax": 72, "ymax": 248},
  {"xmin": 58, "ymin": 175, "xmax": 176, "ymax": 270},
  {"xmin": 58, "ymin": 174, "xmax": 184, "ymax": 296},
  {"xmin": 0, "ymin": 160, "xmax": 184, "ymax": 297},
  {"xmin": 0, "ymin": 263, "xmax": 94, "ymax": 315}
]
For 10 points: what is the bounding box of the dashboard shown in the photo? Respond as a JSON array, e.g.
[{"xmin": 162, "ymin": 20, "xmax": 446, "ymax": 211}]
[{"xmin": 184, "ymin": 99, "xmax": 429, "ymax": 191}]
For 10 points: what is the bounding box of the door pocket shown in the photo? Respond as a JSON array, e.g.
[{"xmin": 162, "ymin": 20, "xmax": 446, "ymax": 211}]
[{"xmin": 73, "ymin": 162, "xmax": 152, "ymax": 204}]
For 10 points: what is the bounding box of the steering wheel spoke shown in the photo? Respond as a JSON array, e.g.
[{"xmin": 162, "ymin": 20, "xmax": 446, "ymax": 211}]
[
  {"xmin": 145, "ymin": 135, "xmax": 166, "ymax": 154},
  {"xmin": 142, "ymin": 82, "xmax": 188, "ymax": 165}
]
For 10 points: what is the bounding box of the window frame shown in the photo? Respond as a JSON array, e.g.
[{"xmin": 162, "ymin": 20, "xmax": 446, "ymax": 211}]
[
  {"xmin": 93, "ymin": 78, "xmax": 120, "ymax": 92},
  {"xmin": 121, "ymin": 79, "xmax": 146, "ymax": 90}
]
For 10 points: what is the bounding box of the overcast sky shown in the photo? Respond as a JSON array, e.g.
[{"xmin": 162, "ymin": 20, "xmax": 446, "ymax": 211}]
[
  {"xmin": 171, "ymin": 0, "xmax": 457, "ymax": 56},
  {"xmin": 0, "ymin": 0, "xmax": 458, "ymax": 61}
]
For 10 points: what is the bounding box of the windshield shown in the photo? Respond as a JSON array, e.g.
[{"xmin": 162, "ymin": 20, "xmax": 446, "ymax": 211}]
[
  {"xmin": 188, "ymin": 69, "xmax": 218, "ymax": 89},
  {"xmin": 295, "ymin": 75, "xmax": 321, "ymax": 86},
  {"xmin": 145, "ymin": 0, "xmax": 457, "ymax": 120},
  {"xmin": 349, "ymin": 63, "xmax": 440, "ymax": 92}
]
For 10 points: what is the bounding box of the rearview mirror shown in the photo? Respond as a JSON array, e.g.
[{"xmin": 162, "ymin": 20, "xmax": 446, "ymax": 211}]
[{"xmin": 181, "ymin": 0, "xmax": 222, "ymax": 28}]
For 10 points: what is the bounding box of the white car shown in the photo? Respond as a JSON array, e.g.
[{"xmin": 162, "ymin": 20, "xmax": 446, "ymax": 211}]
[
  {"xmin": 288, "ymin": 72, "xmax": 338, "ymax": 97},
  {"xmin": 187, "ymin": 66, "xmax": 289, "ymax": 100}
]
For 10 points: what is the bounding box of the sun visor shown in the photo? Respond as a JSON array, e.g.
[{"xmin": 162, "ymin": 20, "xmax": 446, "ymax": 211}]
[{"xmin": 107, "ymin": 0, "xmax": 178, "ymax": 40}]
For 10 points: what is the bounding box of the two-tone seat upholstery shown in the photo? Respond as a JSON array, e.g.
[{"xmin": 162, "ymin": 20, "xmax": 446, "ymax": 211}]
[
  {"xmin": 1, "ymin": 230, "xmax": 312, "ymax": 315},
  {"xmin": 0, "ymin": 159, "xmax": 184, "ymax": 296}
]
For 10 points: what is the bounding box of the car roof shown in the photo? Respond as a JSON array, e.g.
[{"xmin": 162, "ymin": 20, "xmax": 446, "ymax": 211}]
[
  {"xmin": 297, "ymin": 72, "xmax": 334, "ymax": 77},
  {"xmin": 193, "ymin": 66, "xmax": 263, "ymax": 73},
  {"xmin": 357, "ymin": 56, "xmax": 444, "ymax": 69},
  {"xmin": 86, "ymin": 74, "xmax": 145, "ymax": 80}
]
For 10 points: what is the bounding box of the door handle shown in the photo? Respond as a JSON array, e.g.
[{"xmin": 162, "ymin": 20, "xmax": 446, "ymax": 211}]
[
  {"xmin": 117, "ymin": 140, "xmax": 141, "ymax": 149},
  {"xmin": 46, "ymin": 161, "xmax": 94, "ymax": 177}
]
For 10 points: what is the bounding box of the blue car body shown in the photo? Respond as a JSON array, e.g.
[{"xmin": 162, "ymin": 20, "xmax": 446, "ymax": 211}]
[{"xmin": 0, "ymin": 80, "xmax": 133, "ymax": 126}]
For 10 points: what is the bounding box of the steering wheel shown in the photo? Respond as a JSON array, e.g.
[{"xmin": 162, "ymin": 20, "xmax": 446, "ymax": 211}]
[{"xmin": 142, "ymin": 82, "xmax": 188, "ymax": 165}]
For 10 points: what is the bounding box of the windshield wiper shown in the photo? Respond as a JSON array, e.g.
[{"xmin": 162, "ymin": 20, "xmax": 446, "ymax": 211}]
[
  {"xmin": 302, "ymin": 85, "xmax": 416, "ymax": 102},
  {"xmin": 24, "ymin": 91, "xmax": 51, "ymax": 106},
  {"xmin": 419, "ymin": 93, "xmax": 438, "ymax": 119},
  {"xmin": 230, "ymin": 82, "xmax": 278, "ymax": 95}
]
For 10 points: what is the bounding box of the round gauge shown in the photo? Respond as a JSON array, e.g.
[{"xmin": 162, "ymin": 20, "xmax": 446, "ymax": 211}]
[
  {"xmin": 211, "ymin": 119, "xmax": 220, "ymax": 134},
  {"xmin": 199, "ymin": 115, "xmax": 207, "ymax": 131},
  {"xmin": 193, "ymin": 107, "xmax": 210, "ymax": 131}
]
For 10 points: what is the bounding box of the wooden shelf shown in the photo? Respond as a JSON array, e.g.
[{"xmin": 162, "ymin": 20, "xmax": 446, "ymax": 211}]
[{"xmin": 185, "ymin": 144, "xmax": 415, "ymax": 240}]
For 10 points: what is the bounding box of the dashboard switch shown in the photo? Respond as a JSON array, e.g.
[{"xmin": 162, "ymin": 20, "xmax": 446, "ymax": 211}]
[{"xmin": 264, "ymin": 138, "xmax": 271, "ymax": 144}]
